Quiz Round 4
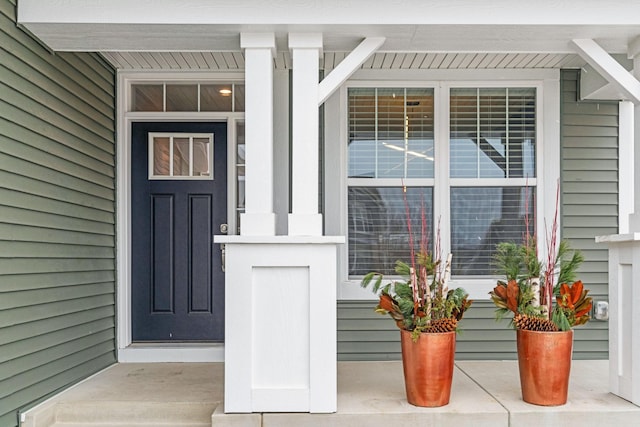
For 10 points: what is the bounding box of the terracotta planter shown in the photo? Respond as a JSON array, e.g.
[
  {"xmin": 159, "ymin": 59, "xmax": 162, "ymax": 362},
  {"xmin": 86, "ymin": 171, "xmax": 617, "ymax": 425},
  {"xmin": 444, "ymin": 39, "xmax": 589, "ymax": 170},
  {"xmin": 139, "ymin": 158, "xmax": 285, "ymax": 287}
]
[
  {"xmin": 400, "ymin": 329, "xmax": 456, "ymax": 407},
  {"xmin": 516, "ymin": 328, "xmax": 574, "ymax": 406}
]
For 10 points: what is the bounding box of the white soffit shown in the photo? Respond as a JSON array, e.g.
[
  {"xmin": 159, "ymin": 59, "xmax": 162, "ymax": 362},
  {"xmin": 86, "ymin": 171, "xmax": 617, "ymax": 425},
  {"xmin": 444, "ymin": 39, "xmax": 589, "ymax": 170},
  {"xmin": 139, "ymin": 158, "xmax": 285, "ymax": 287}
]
[{"xmin": 101, "ymin": 51, "xmax": 586, "ymax": 71}]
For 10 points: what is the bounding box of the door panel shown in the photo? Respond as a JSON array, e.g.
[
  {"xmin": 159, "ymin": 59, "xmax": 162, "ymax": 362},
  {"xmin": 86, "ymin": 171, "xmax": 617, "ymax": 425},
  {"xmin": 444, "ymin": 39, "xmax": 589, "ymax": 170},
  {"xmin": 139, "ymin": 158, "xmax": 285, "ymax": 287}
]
[{"xmin": 131, "ymin": 122, "xmax": 227, "ymax": 341}]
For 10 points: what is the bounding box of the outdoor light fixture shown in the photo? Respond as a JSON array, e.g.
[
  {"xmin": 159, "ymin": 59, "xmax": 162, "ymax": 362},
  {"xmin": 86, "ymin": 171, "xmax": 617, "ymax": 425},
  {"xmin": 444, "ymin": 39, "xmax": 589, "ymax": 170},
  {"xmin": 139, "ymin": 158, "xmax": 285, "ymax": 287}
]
[{"xmin": 219, "ymin": 88, "xmax": 232, "ymax": 96}]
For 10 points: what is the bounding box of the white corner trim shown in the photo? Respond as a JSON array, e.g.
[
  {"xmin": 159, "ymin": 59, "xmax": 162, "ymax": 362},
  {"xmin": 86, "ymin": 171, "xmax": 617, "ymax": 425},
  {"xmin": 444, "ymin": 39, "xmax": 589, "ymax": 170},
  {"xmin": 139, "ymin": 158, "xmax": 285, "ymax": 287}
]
[
  {"xmin": 619, "ymin": 101, "xmax": 634, "ymax": 234},
  {"xmin": 318, "ymin": 37, "xmax": 385, "ymax": 106},
  {"xmin": 572, "ymin": 39, "xmax": 640, "ymax": 104}
]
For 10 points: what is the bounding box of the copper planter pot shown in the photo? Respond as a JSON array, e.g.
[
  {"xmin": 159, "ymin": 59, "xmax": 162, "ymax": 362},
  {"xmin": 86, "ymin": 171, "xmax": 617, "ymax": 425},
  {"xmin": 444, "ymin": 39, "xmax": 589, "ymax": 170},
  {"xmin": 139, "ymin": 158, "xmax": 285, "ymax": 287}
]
[
  {"xmin": 400, "ymin": 329, "xmax": 456, "ymax": 407},
  {"xmin": 516, "ymin": 328, "xmax": 574, "ymax": 406}
]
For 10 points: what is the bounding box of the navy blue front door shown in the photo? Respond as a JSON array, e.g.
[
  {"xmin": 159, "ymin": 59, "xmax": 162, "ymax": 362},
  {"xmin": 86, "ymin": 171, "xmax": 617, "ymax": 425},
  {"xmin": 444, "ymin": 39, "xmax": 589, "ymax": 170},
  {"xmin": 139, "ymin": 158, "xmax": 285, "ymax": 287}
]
[{"xmin": 131, "ymin": 122, "xmax": 227, "ymax": 341}]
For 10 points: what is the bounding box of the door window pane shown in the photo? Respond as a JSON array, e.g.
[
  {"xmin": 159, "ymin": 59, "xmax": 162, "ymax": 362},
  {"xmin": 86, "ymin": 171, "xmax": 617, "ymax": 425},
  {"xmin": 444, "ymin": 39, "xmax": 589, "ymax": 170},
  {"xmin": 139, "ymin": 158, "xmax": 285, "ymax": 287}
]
[
  {"xmin": 234, "ymin": 84, "xmax": 245, "ymax": 112},
  {"xmin": 132, "ymin": 84, "xmax": 163, "ymax": 111},
  {"xmin": 173, "ymin": 137, "xmax": 190, "ymax": 176},
  {"xmin": 153, "ymin": 137, "xmax": 170, "ymax": 176},
  {"xmin": 201, "ymin": 84, "xmax": 233, "ymax": 111},
  {"xmin": 193, "ymin": 138, "xmax": 211, "ymax": 177},
  {"xmin": 166, "ymin": 85, "xmax": 198, "ymax": 111}
]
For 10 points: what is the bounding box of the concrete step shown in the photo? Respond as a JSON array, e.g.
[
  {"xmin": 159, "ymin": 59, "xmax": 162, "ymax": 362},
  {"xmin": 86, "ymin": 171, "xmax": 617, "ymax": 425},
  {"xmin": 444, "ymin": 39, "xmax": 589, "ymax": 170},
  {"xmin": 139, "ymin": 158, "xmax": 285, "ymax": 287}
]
[
  {"xmin": 51, "ymin": 424, "xmax": 208, "ymax": 427},
  {"xmin": 22, "ymin": 363, "xmax": 223, "ymax": 427},
  {"xmin": 53, "ymin": 401, "xmax": 216, "ymax": 425}
]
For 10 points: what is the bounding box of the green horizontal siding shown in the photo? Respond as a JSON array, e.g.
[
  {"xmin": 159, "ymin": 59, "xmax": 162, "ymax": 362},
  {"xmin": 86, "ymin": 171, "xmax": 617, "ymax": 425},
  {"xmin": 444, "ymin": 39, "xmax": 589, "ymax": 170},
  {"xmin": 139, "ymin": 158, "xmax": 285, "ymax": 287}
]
[
  {"xmin": 560, "ymin": 68, "xmax": 617, "ymax": 353},
  {"xmin": 337, "ymin": 70, "xmax": 617, "ymax": 362},
  {"xmin": 0, "ymin": 1, "xmax": 116, "ymax": 425}
]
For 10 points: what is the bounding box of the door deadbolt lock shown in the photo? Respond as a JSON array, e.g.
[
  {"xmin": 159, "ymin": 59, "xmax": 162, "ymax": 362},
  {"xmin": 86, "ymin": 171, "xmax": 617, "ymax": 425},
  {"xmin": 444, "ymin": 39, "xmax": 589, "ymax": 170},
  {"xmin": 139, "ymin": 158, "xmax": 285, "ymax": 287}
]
[{"xmin": 220, "ymin": 223, "xmax": 228, "ymax": 234}]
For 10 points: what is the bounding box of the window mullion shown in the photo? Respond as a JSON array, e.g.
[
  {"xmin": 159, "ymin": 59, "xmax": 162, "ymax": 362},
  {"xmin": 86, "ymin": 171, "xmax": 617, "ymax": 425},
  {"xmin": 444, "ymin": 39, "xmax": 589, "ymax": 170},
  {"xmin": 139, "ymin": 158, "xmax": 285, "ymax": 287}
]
[
  {"xmin": 404, "ymin": 88, "xmax": 408, "ymax": 178},
  {"xmin": 476, "ymin": 88, "xmax": 480, "ymax": 179},
  {"xmin": 506, "ymin": 87, "xmax": 510, "ymax": 178},
  {"xmin": 374, "ymin": 88, "xmax": 379, "ymax": 178}
]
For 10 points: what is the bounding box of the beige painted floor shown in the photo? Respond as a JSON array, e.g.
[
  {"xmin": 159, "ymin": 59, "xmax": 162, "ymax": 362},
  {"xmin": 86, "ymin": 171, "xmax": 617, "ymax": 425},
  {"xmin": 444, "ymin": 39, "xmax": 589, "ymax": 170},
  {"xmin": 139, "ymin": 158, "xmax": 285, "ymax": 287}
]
[{"xmin": 23, "ymin": 360, "xmax": 640, "ymax": 427}]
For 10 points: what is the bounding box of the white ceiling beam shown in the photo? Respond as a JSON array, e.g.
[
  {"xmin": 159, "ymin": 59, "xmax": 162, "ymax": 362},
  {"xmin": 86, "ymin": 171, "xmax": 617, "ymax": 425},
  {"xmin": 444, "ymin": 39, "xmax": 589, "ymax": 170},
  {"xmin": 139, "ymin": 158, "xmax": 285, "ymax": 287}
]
[
  {"xmin": 318, "ymin": 37, "xmax": 385, "ymax": 106},
  {"xmin": 571, "ymin": 39, "xmax": 640, "ymax": 104},
  {"xmin": 18, "ymin": 0, "xmax": 640, "ymax": 25}
]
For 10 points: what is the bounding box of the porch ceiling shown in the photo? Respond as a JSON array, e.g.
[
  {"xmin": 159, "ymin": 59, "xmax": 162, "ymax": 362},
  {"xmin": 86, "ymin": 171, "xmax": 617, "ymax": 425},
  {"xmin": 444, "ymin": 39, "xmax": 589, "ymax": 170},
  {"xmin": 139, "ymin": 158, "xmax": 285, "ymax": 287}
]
[
  {"xmin": 18, "ymin": 0, "xmax": 640, "ymax": 72},
  {"xmin": 101, "ymin": 51, "xmax": 587, "ymax": 71}
]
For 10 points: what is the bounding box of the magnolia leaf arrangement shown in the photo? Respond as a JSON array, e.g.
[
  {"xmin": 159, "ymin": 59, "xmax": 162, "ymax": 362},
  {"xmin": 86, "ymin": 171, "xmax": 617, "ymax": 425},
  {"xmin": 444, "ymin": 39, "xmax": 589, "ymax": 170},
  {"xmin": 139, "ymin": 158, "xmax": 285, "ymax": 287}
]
[
  {"xmin": 361, "ymin": 195, "xmax": 472, "ymax": 341},
  {"xmin": 489, "ymin": 185, "xmax": 592, "ymax": 332}
]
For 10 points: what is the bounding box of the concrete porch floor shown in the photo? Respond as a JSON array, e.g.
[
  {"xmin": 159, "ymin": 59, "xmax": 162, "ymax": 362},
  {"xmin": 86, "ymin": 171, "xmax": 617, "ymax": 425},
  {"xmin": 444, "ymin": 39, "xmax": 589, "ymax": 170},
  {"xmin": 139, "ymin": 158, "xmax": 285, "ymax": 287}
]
[{"xmin": 23, "ymin": 360, "xmax": 640, "ymax": 427}]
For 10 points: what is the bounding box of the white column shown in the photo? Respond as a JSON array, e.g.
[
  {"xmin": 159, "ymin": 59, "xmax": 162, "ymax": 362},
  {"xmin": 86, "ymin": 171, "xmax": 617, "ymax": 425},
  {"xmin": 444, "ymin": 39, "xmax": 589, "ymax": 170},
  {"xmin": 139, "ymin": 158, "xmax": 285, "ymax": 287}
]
[
  {"xmin": 631, "ymin": 58, "xmax": 640, "ymax": 232},
  {"xmin": 240, "ymin": 33, "xmax": 276, "ymax": 236},
  {"xmin": 288, "ymin": 33, "xmax": 323, "ymax": 236},
  {"xmin": 619, "ymin": 101, "xmax": 634, "ymax": 234}
]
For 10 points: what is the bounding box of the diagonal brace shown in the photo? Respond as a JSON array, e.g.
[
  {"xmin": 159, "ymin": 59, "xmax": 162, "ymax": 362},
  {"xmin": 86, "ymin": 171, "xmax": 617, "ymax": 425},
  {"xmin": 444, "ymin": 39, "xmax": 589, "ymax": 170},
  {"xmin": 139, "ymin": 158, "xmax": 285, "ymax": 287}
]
[
  {"xmin": 318, "ymin": 37, "xmax": 385, "ymax": 106},
  {"xmin": 572, "ymin": 38, "xmax": 640, "ymax": 104}
]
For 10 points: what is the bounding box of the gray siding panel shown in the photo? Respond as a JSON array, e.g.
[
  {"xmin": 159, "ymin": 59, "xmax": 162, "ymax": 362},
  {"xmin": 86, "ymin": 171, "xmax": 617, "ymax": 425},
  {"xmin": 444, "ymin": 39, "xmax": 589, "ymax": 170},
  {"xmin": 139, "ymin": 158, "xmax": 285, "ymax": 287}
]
[
  {"xmin": 0, "ymin": 1, "xmax": 116, "ymax": 425},
  {"xmin": 561, "ymin": 69, "xmax": 616, "ymax": 353},
  {"xmin": 337, "ymin": 70, "xmax": 617, "ymax": 361}
]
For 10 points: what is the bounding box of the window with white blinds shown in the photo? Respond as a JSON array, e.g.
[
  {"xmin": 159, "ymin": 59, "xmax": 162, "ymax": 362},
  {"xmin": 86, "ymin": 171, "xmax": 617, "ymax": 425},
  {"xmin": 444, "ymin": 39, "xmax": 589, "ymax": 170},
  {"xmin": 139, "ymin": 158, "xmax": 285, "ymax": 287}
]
[
  {"xmin": 347, "ymin": 85, "xmax": 537, "ymax": 278},
  {"xmin": 449, "ymin": 88, "xmax": 536, "ymax": 275},
  {"xmin": 348, "ymin": 88, "xmax": 435, "ymax": 179},
  {"xmin": 348, "ymin": 88, "xmax": 435, "ymax": 275},
  {"xmin": 450, "ymin": 88, "xmax": 536, "ymax": 179}
]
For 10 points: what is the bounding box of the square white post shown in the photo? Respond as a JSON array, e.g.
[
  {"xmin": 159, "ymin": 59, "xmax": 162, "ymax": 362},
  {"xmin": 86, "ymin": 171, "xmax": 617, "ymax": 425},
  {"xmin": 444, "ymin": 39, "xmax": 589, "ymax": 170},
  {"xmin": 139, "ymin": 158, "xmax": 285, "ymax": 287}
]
[
  {"xmin": 288, "ymin": 33, "xmax": 323, "ymax": 236},
  {"xmin": 596, "ymin": 234, "xmax": 640, "ymax": 406},
  {"xmin": 240, "ymin": 33, "xmax": 276, "ymax": 236}
]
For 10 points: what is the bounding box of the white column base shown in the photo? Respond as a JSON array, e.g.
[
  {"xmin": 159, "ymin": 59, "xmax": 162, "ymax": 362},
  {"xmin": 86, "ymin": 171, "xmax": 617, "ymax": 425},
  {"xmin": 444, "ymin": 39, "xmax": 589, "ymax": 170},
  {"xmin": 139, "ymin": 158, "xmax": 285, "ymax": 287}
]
[
  {"xmin": 596, "ymin": 232, "xmax": 640, "ymax": 406},
  {"xmin": 629, "ymin": 213, "xmax": 640, "ymax": 232},
  {"xmin": 240, "ymin": 213, "xmax": 276, "ymax": 236},
  {"xmin": 215, "ymin": 235, "xmax": 344, "ymax": 413},
  {"xmin": 288, "ymin": 213, "xmax": 323, "ymax": 236}
]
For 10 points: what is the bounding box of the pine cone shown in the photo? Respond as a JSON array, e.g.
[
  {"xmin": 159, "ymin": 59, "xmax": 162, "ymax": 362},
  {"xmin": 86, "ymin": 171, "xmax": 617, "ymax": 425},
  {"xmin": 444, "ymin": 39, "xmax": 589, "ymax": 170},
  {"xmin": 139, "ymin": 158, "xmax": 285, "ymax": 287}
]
[
  {"xmin": 513, "ymin": 313, "xmax": 558, "ymax": 332},
  {"xmin": 424, "ymin": 318, "xmax": 458, "ymax": 333}
]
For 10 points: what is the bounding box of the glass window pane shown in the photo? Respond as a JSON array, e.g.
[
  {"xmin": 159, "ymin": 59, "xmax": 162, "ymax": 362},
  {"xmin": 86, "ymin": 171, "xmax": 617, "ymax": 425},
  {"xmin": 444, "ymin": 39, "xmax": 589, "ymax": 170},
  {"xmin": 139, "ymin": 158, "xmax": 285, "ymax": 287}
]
[
  {"xmin": 173, "ymin": 137, "xmax": 190, "ymax": 176},
  {"xmin": 377, "ymin": 88, "xmax": 406, "ymax": 178},
  {"xmin": 450, "ymin": 187, "xmax": 534, "ymax": 276},
  {"xmin": 348, "ymin": 88, "xmax": 376, "ymax": 178},
  {"xmin": 348, "ymin": 186, "xmax": 433, "ymax": 276},
  {"xmin": 166, "ymin": 84, "xmax": 198, "ymax": 111},
  {"xmin": 201, "ymin": 84, "xmax": 233, "ymax": 111},
  {"xmin": 153, "ymin": 137, "xmax": 170, "ymax": 176},
  {"xmin": 236, "ymin": 121, "xmax": 245, "ymax": 165},
  {"xmin": 132, "ymin": 84, "xmax": 163, "ymax": 111},
  {"xmin": 348, "ymin": 88, "xmax": 434, "ymax": 179},
  {"xmin": 406, "ymin": 88, "xmax": 434, "ymax": 178},
  {"xmin": 450, "ymin": 88, "xmax": 536, "ymax": 179},
  {"xmin": 193, "ymin": 138, "xmax": 211, "ymax": 177},
  {"xmin": 234, "ymin": 84, "xmax": 245, "ymax": 112}
]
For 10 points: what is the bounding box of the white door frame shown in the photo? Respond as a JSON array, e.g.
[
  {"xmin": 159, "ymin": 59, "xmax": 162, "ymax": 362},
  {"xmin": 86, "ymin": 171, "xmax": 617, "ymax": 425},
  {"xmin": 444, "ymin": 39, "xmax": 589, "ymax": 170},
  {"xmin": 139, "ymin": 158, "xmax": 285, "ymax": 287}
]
[{"xmin": 116, "ymin": 71, "xmax": 244, "ymax": 362}]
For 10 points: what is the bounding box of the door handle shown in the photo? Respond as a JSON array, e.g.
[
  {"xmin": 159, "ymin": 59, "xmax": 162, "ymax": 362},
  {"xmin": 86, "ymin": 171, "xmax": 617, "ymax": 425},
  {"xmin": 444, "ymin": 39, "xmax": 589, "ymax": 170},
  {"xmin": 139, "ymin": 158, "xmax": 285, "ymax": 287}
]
[{"xmin": 220, "ymin": 243, "xmax": 226, "ymax": 272}]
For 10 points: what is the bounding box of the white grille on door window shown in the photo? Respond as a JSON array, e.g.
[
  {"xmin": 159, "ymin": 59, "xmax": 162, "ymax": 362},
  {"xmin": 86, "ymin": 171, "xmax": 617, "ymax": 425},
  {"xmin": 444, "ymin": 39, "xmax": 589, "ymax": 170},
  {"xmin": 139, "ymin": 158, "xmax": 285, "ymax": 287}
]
[{"xmin": 148, "ymin": 133, "xmax": 214, "ymax": 180}]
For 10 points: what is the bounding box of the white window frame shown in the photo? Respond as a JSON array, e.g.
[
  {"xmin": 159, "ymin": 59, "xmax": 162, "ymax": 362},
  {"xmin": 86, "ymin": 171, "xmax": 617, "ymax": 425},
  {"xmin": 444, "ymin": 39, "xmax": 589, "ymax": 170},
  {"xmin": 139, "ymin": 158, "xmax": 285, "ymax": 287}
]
[
  {"xmin": 330, "ymin": 70, "xmax": 560, "ymax": 301},
  {"xmin": 116, "ymin": 71, "xmax": 245, "ymax": 362}
]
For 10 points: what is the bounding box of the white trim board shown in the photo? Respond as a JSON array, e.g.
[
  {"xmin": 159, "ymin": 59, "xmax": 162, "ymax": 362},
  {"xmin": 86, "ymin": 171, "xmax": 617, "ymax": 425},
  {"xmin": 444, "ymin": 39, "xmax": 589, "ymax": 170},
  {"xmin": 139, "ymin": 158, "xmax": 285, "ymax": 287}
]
[
  {"xmin": 118, "ymin": 344, "xmax": 225, "ymax": 363},
  {"xmin": 116, "ymin": 71, "xmax": 244, "ymax": 362}
]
